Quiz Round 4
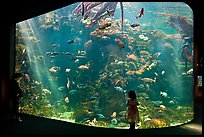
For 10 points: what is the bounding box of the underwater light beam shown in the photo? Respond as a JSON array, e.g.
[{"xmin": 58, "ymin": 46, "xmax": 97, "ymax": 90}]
[
  {"xmin": 28, "ymin": 19, "xmax": 59, "ymax": 92},
  {"xmin": 17, "ymin": 19, "xmax": 59, "ymax": 93}
]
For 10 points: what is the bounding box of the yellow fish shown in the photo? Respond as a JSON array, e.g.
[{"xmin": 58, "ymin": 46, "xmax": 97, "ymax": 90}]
[
  {"xmin": 140, "ymin": 77, "xmax": 156, "ymax": 83},
  {"xmin": 67, "ymin": 78, "xmax": 70, "ymax": 89}
]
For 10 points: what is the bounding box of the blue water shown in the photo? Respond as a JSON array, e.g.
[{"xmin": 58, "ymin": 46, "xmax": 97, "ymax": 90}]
[{"xmin": 16, "ymin": 2, "xmax": 194, "ymax": 128}]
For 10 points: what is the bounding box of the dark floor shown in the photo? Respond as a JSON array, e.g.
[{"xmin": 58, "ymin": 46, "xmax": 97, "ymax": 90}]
[{"xmin": 1, "ymin": 97, "xmax": 202, "ymax": 136}]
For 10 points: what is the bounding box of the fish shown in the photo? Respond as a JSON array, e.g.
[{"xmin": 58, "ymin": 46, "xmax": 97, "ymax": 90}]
[
  {"xmin": 161, "ymin": 71, "xmax": 165, "ymax": 75},
  {"xmin": 89, "ymin": 96, "xmax": 98, "ymax": 101},
  {"xmin": 45, "ymin": 52, "xmax": 52, "ymax": 55},
  {"xmin": 126, "ymin": 70, "xmax": 135, "ymax": 75},
  {"xmin": 140, "ymin": 77, "xmax": 156, "ymax": 83},
  {"xmin": 24, "ymin": 73, "xmax": 30, "ymax": 82},
  {"xmin": 77, "ymin": 50, "xmax": 87, "ymax": 56},
  {"xmin": 114, "ymin": 86, "xmax": 127, "ymax": 93},
  {"xmin": 78, "ymin": 65, "xmax": 89, "ymax": 70},
  {"xmin": 84, "ymin": 40, "xmax": 92, "ymax": 47},
  {"xmin": 71, "ymin": 55, "xmax": 86, "ymax": 61},
  {"xmin": 160, "ymin": 91, "xmax": 168, "ymax": 97},
  {"xmin": 22, "ymin": 48, "xmax": 26, "ymax": 54},
  {"xmin": 148, "ymin": 61, "xmax": 157, "ymax": 69},
  {"xmin": 135, "ymin": 67, "xmax": 145, "ymax": 75},
  {"xmin": 116, "ymin": 60, "xmax": 125, "ymax": 65},
  {"xmin": 154, "ymin": 72, "xmax": 158, "ymax": 77},
  {"xmin": 126, "ymin": 53, "xmax": 137, "ymax": 60},
  {"xmin": 186, "ymin": 68, "xmax": 193, "ymax": 75},
  {"xmin": 69, "ymin": 89, "xmax": 77, "ymax": 94},
  {"xmin": 164, "ymin": 42, "xmax": 173, "ymax": 49},
  {"xmin": 136, "ymin": 8, "xmax": 144, "ymax": 19},
  {"xmin": 65, "ymin": 97, "xmax": 69, "ymax": 103},
  {"xmin": 57, "ymin": 86, "xmax": 65, "ymax": 91},
  {"xmin": 101, "ymin": 36, "xmax": 110, "ymax": 40},
  {"xmin": 42, "ymin": 89, "xmax": 52, "ymax": 94},
  {"xmin": 50, "ymin": 56, "xmax": 55, "ymax": 59},
  {"xmin": 115, "ymin": 31, "xmax": 129, "ymax": 34},
  {"xmin": 34, "ymin": 80, "xmax": 41, "ymax": 85},
  {"xmin": 65, "ymin": 68, "xmax": 71, "ymax": 74},
  {"xmin": 71, "ymin": 57, "xmax": 79, "ymax": 63},
  {"xmin": 96, "ymin": 113, "xmax": 105, "ymax": 119},
  {"xmin": 64, "ymin": 52, "xmax": 72, "ymax": 55},
  {"xmin": 67, "ymin": 78, "xmax": 70, "ymax": 89},
  {"xmin": 52, "ymin": 44, "xmax": 60, "ymax": 48},
  {"xmin": 138, "ymin": 84, "xmax": 145, "ymax": 89},
  {"xmin": 111, "ymin": 112, "xmax": 117, "ymax": 117},
  {"xmin": 151, "ymin": 52, "xmax": 161, "ymax": 60},
  {"xmin": 169, "ymin": 100, "xmax": 177, "ymax": 104},
  {"xmin": 67, "ymin": 39, "xmax": 75, "ymax": 44},
  {"xmin": 51, "ymin": 52, "xmax": 64, "ymax": 55},
  {"xmin": 151, "ymin": 100, "xmax": 162, "ymax": 105},
  {"xmin": 115, "ymin": 38, "xmax": 125, "ymax": 48},
  {"xmin": 49, "ymin": 67, "xmax": 58, "ymax": 73},
  {"xmin": 130, "ymin": 23, "xmax": 140, "ymax": 28}
]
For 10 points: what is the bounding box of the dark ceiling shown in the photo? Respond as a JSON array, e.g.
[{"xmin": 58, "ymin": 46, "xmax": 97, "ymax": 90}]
[
  {"xmin": 5, "ymin": 0, "xmax": 76, "ymax": 23},
  {"xmin": 4, "ymin": 1, "xmax": 200, "ymax": 24}
]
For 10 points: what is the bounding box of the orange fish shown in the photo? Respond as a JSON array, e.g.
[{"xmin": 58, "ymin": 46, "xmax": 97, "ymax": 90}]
[
  {"xmin": 135, "ymin": 67, "xmax": 145, "ymax": 75},
  {"xmin": 126, "ymin": 53, "xmax": 137, "ymax": 60},
  {"xmin": 115, "ymin": 38, "xmax": 125, "ymax": 48}
]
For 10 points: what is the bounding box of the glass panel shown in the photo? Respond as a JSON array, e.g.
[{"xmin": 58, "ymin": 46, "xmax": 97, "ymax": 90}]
[{"xmin": 15, "ymin": 2, "xmax": 194, "ymax": 129}]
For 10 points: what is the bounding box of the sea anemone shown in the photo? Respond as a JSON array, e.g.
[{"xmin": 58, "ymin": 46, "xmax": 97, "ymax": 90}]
[
  {"xmin": 143, "ymin": 36, "xmax": 149, "ymax": 41},
  {"xmin": 139, "ymin": 34, "xmax": 145, "ymax": 39},
  {"xmin": 111, "ymin": 118, "xmax": 118, "ymax": 125}
]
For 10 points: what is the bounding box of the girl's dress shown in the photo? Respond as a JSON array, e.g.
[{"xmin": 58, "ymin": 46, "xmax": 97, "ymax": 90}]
[{"xmin": 127, "ymin": 98, "xmax": 139, "ymax": 123}]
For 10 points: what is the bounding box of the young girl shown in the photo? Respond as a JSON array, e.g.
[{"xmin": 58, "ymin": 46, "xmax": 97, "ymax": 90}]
[{"xmin": 126, "ymin": 90, "xmax": 140, "ymax": 130}]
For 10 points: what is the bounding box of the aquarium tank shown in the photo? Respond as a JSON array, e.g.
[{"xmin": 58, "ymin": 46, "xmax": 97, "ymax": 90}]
[{"xmin": 15, "ymin": 2, "xmax": 194, "ymax": 129}]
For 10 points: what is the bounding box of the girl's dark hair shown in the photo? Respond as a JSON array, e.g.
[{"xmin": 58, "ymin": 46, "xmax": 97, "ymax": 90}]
[{"xmin": 128, "ymin": 90, "xmax": 136, "ymax": 100}]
